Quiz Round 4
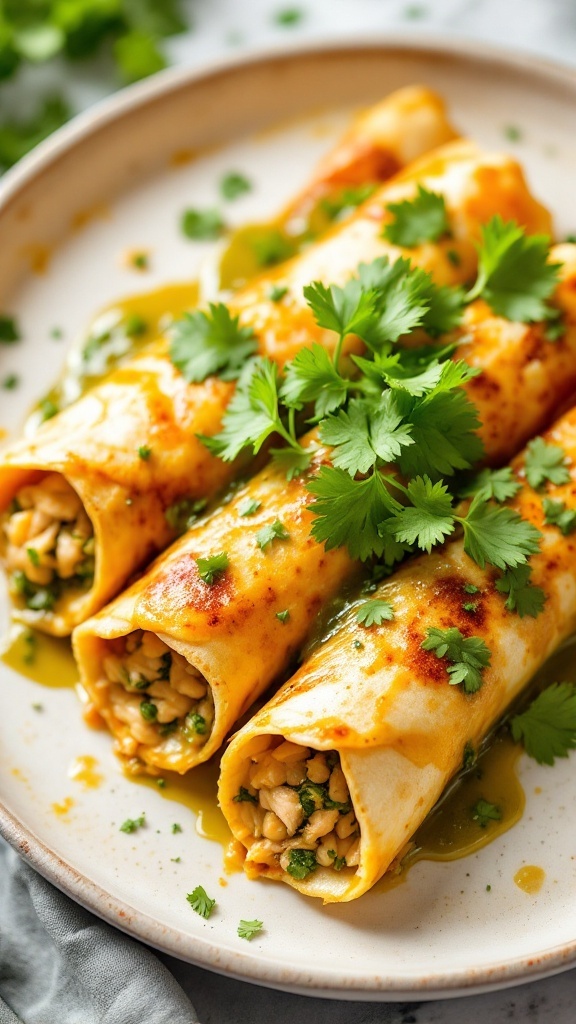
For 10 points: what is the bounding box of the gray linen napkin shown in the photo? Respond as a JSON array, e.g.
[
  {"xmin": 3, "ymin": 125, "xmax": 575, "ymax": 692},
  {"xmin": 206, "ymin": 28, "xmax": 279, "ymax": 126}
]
[{"xmin": 0, "ymin": 838, "xmax": 198, "ymax": 1024}]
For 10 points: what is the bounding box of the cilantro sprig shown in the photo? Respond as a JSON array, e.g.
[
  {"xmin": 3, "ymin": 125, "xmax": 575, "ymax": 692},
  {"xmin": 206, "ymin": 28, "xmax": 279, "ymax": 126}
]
[
  {"xmin": 421, "ymin": 627, "xmax": 491, "ymax": 693},
  {"xmin": 510, "ymin": 682, "xmax": 576, "ymax": 765}
]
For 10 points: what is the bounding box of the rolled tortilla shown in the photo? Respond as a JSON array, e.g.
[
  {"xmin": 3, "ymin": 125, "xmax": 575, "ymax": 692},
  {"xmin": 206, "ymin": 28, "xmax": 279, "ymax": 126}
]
[
  {"xmin": 1, "ymin": 138, "xmax": 549, "ymax": 635},
  {"xmin": 218, "ymin": 406, "xmax": 576, "ymax": 902},
  {"xmin": 72, "ymin": 244, "xmax": 576, "ymax": 775}
]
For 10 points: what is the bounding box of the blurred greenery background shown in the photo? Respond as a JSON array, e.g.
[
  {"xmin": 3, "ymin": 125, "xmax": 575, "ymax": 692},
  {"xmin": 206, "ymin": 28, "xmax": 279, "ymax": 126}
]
[{"xmin": 0, "ymin": 0, "xmax": 193, "ymax": 171}]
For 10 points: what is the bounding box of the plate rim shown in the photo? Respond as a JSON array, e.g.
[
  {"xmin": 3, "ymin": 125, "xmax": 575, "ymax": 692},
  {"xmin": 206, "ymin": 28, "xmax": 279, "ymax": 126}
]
[{"xmin": 2, "ymin": 35, "xmax": 576, "ymax": 1000}]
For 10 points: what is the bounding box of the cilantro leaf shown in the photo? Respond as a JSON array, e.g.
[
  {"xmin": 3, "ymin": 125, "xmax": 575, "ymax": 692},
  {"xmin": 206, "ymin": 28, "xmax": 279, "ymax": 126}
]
[
  {"xmin": 220, "ymin": 171, "xmax": 251, "ymax": 200},
  {"xmin": 524, "ymin": 438, "xmax": 571, "ymax": 489},
  {"xmin": 280, "ymin": 343, "xmax": 349, "ymax": 416},
  {"xmin": 319, "ymin": 394, "xmax": 413, "ymax": 476},
  {"xmin": 170, "ymin": 303, "xmax": 257, "ymax": 383},
  {"xmin": 421, "ymin": 627, "xmax": 491, "ymax": 693},
  {"xmin": 510, "ymin": 682, "xmax": 576, "ymax": 765},
  {"xmin": 467, "ymin": 217, "xmax": 561, "ymax": 322},
  {"xmin": 542, "ymin": 497, "xmax": 576, "ymax": 536},
  {"xmin": 0, "ymin": 314, "xmax": 20, "ymax": 343},
  {"xmin": 186, "ymin": 885, "xmax": 216, "ymax": 919},
  {"xmin": 195, "ymin": 552, "xmax": 229, "ymax": 584},
  {"xmin": 357, "ymin": 257, "xmax": 429, "ymax": 347},
  {"xmin": 396, "ymin": 389, "xmax": 483, "ymax": 479},
  {"xmin": 238, "ymin": 499, "xmax": 261, "ymax": 517},
  {"xmin": 251, "ymin": 228, "xmax": 295, "ymax": 267},
  {"xmin": 383, "ymin": 186, "xmax": 450, "ymax": 247},
  {"xmin": 391, "ymin": 476, "xmax": 455, "ymax": 552},
  {"xmin": 459, "ymin": 466, "xmax": 521, "ymax": 504},
  {"xmin": 285, "ymin": 849, "xmax": 317, "ymax": 879},
  {"xmin": 356, "ymin": 599, "xmax": 395, "ymax": 627},
  {"xmin": 200, "ymin": 358, "xmax": 281, "ymax": 461},
  {"xmin": 256, "ymin": 520, "xmax": 290, "ymax": 550},
  {"xmin": 382, "ymin": 356, "xmax": 478, "ymax": 398},
  {"xmin": 495, "ymin": 563, "xmax": 546, "ymax": 618},
  {"xmin": 307, "ymin": 467, "xmax": 401, "ymax": 561},
  {"xmin": 304, "ymin": 278, "xmax": 377, "ymax": 340},
  {"xmin": 460, "ymin": 497, "xmax": 541, "ymax": 570},
  {"xmin": 238, "ymin": 919, "xmax": 263, "ymax": 940},
  {"xmin": 321, "ymin": 183, "xmax": 377, "ymax": 221},
  {"xmin": 471, "ymin": 799, "xmax": 501, "ymax": 828},
  {"xmin": 181, "ymin": 207, "xmax": 225, "ymax": 240}
]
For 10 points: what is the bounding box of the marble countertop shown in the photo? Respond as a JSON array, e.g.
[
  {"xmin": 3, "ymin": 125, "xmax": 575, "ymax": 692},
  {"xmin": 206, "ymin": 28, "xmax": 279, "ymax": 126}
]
[{"xmin": 6, "ymin": 2, "xmax": 576, "ymax": 1020}]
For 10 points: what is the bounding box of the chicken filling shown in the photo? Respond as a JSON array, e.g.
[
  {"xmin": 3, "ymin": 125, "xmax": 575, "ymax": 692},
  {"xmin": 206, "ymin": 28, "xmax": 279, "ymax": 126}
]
[
  {"xmin": 235, "ymin": 740, "xmax": 360, "ymax": 879},
  {"xmin": 1, "ymin": 473, "xmax": 95, "ymax": 613},
  {"xmin": 101, "ymin": 630, "xmax": 214, "ymax": 754}
]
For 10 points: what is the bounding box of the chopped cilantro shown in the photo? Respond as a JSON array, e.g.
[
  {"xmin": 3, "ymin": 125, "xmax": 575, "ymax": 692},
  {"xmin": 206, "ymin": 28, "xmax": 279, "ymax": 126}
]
[
  {"xmin": 421, "ymin": 627, "xmax": 491, "ymax": 693},
  {"xmin": 276, "ymin": 609, "xmax": 290, "ymax": 623},
  {"xmin": 268, "ymin": 284, "xmax": 288, "ymax": 302},
  {"xmin": 238, "ymin": 919, "xmax": 263, "ymax": 940},
  {"xmin": 239, "ymin": 499, "xmax": 261, "ymax": 517},
  {"xmin": 286, "ymin": 849, "xmax": 317, "ymax": 879},
  {"xmin": 220, "ymin": 172, "xmax": 251, "ymax": 200},
  {"xmin": 124, "ymin": 313, "xmax": 147, "ymax": 337},
  {"xmin": 321, "ymin": 183, "xmax": 377, "ymax": 221},
  {"xmin": 195, "ymin": 551, "xmax": 229, "ymax": 585},
  {"xmin": 186, "ymin": 885, "xmax": 216, "ymax": 918},
  {"xmin": 140, "ymin": 701, "xmax": 158, "ymax": 722},
  {"xmin": 39, "ymin": 398, "xmax": 59, "ymax": 422},
  {"xmin": 137, "ymin": 445, "xmax": 152, "ymax": 461},
  {"xmin": 130, "ymin": 251, "xmax": 149, "ymax": 270},
  {"xmin": 467, "ymin": 217, "xmax": 561, "ymax": 323},
  {"xmin": 504, "ymin": 125, "xmax": 522, "ymax": 142},
  {"xmin": 510, "ymin": 682, "xmax": 576, "ymax": 765},
  {"xmin": 156, "ymin": 778, "xmax": 166, "ymax": 789},
  {"xmin": 165, "ymin": 497, "xmax": 207, "ymax": 535},
  {"xmin": 0, "ymin": 315, "xmax": 19, "ymax": 342},
  {"xmin": 353, "ymin": 639, "xmax": 364, "ymax": 650},
  {"xmin": 463, "ymin": 583, "xmax": 479, "ymax": 595},
  {"xmin": 171, "ymin": 823, "xmax": 182, "ymax": 833},
  {"xmin": 251, "ymin": 227, "xmax": 294, "ymax": 267},
  {"xmin": 495, "ymin": 564, "xmax": 546, "ymax": 618},
  {"xmin": 256, "ymin": 520, "xmax": 290, "ymax": 550},
  {"xmin": 170, "ymin": 303, "xmax": 257, "ymax": 383},
  {"xmin": 120, "ymin": 814, "xmax": 145, "ymax": 834},
  {"xmin": 233, "ymin": 787, "xmax": 257, "ymax": 804},
  {"xmin": 383, "ymin": 186, "xmax": 450, "ymax": 247},
  {"xmin": 181, "ymin": 208, "xmax": 225, "ymax": 241},
  {"xmin": 2, "ymin": 373, "xmax": 19, "ymax": 389},
  {"xmin": 274, "ymin": 8, "xmax": 304, "ymax": 25},
  {"xmin": 462, "ymin": 602, "xmax": 477, "ymax": 613},
  {"xmin": 471, "ymin": 799, "xmax": 501, "ymax": 828},
  {"xmin": 463, "ymin": 741, "xmax": 476, "ymax": 770},
  {"xmin": 356, "ymin": 599, "xmax": 394, "ymax": 627},
  {"xmin": 524, "ymin": 438, "xmax": 571, "ymax": 489},
  {"xmin": 542, "ymin": 497, "xmax": 576, "ymax": 535},
  {"xmin": 26, "ymin": 548, "xmax": 40, "ymax": 567},
  {"xmin": 184, "ymin": 712, "xmax": 207, "ymax": 737}
]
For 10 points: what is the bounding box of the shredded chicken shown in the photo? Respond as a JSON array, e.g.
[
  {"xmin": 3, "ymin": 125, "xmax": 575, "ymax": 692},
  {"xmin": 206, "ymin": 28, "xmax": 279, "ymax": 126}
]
[
  {"xmin": 236, "ymin": 742, "xmax": 360, "ymax": 878},
  {"xmin": 101, "ymin": 629, "xmax": 214, "ymax": 750},
  {"xmin": 1, "ymin": 473, "xmax": 95, "ymax": 611}
]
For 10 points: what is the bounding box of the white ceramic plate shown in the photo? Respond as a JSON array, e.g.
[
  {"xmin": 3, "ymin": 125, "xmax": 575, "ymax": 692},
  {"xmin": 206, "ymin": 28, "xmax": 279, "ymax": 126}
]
[{"xmin": 2, "ymin": 39, "xmax": 576, "ymax": 1002}]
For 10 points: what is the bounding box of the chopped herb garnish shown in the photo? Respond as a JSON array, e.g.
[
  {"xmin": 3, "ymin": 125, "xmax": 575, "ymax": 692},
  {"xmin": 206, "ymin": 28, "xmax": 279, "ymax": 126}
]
[
  {"xmin": 256, "ymin": 520, "xmax": 290, "ymax": 550},
  {"xmin": 31, "ymin": 701, "xmax": 43, "ymax": 712},
  {"xmin": 186, "ymin": 885, "xmax": 216, "ymax": 918},
  {"xmin": 504, "ymin": 125, "xmax": 522, "ymax": 142},
  {"xmin": 171, "ymin": 823, "xmax": 182, "ymax": 834},
  {"xmin": 0, "ymin": 315, "xmax": 20, "ymax": 343},
  {"xmin": 39, "ymin": 398, "xmax": 59, "ymax": 422},
  {"xmin": 165, "ymin": 498, "xmax": 207, "ymax": 535},
  {"xmin": 471, "ymin": 799, "xmax": 501, "ymax": 828},
  {"xmin": 495, "ymin": 564, "xmax": 546, "ymax": 618},
  {"xmin": 463, "ymin": 583, "xmax": 480, "ymax": 595},
  {"xmin": 220, "ymin": 172, "xmax": 251, "ymax": 200},
  {"xmin": 140, "ymin": 700, "xmax": 158, "ymax": 722},
  {"xmin": 233, "ymin": 787, "xmax": 257, "ymax": 804},
  {"xmin": 238, "ymin": 919, "xmax": 263, "ymax": 940},
  {"xmin": 2, "ymin": 373, "xmax": 19, "ymax": 389},
  {"xmin": 459, "ymin": 466, "xmax": 521, "ymax": 504},
  {"xmin": 171, "ymin": 857, "xmax": 181, "ymax": 863},
  {"xmin": 355, "ymin": 599, "xmax": 394, "ymax": 627},
  {"xmin": 447, "ymin": 248, "xmax": 461, "ymax": 267},
  {"xmin": 50, "ymin": 327, "xmax": 63, "ymax": 340},
  {"xmin": 251, "ymin": 227, "xmax": 294, "ymax": 267},
  {"xmin": 276, "ymin": 609, "xmax": 290, "ymax": 623},
  {"xmin": 184, "ymin": 712, "xmax": 207, "ymax": 737},
  {"xmin": 23, "ymin": 631, "xmax": 37, "ymax": 666},
  {"xmin": 462, "ymin": 602, "xmax": 477, "ymax": 613},
  {"xmin": 267, "ymin": 284, "xmax": 289, "ymax": 302},
  {"xmin": 542, "ymin": 497, "xmax": 576, "ymax": 535},
  {"xmin": 321, "ymin": 183, "xmax": 377, "ymax": 222},
  {"xmin": 156, "ymin": 778, "xmax": 166, "ymax": 789},
  {"xmin": 130, "ymin": 251, "xmax": 149, "ymax": 270},
  {"xmin": 195, "ymin": 551, "xmax": 229, "ymax": 584},
  {"xmin": 463, "ymin": 741, "xmax": 476, "ymax": 770},
  {"xmin": 353, "ymin": 639, "xmax": 364, "ymax": 650},
  {"xmin": 26, "ymin": 548, "xmax": 40, "ymax": 567},
  {"xmin": 286, "ymin": 849, "xmax": 317, "ymax": 879},
  {"xmin": 120, "ymin": 814, "xmax": 145, "ymax": 834},
  {"xmin": 274, "ymin": 7, "xmax": 304, "ymax": 25},
  {"xmin": 525, "ymin": 438, "xmax": 570, "ymax": 490},
  {"xmin": 239, "ymin": 499, "xmax": 261, "ymax": 517},
  {"xmin": 170, "ymin": 303, "xmax": 257, "ymax": 383},
  {"xmin": 510, "ymin": 682, "xmax": 576, "ymax": 765},
  {"xmin": 137, "ymin": 445, "xmax": 152, "ymax": 461},
  {"xmin": 383, "ymin": 186, "xmax": 450, "ymax": 247},
  {"xmin": 421, "ymin": 627, "xmax": 491, "ymax": 694},
  {"xmin": 124, "ymin": 313, "xmax": 147, "ymax": 337},
  {"xmin": 181, "ymin": 207, "xmax": 225, "ymax": 240}
]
